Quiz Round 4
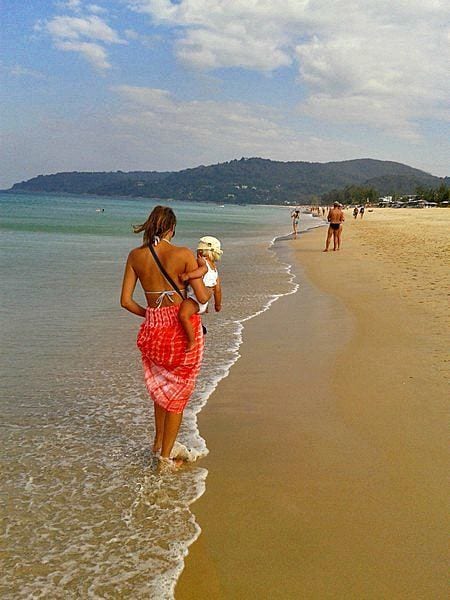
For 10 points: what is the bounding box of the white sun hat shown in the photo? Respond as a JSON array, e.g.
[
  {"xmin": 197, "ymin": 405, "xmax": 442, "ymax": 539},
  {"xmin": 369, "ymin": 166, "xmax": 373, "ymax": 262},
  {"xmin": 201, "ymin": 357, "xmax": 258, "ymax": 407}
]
[{"xmin": 197, "ymin": 235, "xmax": 223, "ymax": 258}]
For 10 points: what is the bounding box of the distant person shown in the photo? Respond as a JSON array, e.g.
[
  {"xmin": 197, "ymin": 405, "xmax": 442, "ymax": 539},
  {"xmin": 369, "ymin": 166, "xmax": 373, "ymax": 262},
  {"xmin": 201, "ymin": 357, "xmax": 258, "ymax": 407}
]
[
  {"xmin": 324, "ymin": 202, "xmax": 345, "ymax": 252},
  {"xmin": 291, "ymin": 208, "xmax": 300, "ymax": 239},
  {"xmin": 322, "ymin": 207, "xmax": 326, "ymax": 216},
  {"xmin": 359, "ymin": 205, "xmax": 365, "ymax": 219},
  {"xmin": 353, "ymin": 206, "xmax": 359, "ymax": 219},
  {"xmin": 179, "ymin": 236, "xmax": 223, "ymax": 352}
]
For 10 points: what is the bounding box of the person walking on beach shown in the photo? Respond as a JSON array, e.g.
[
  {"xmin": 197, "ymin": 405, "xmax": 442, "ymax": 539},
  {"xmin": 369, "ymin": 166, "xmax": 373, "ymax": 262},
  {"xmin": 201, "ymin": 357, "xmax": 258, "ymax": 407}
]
[
  {"xmin": 359, "ymin": 205, "xmax": 365, "ymax": 219},
  {"xmin": 353, "ymin": 206, "xmax": 359, "ymax": 219},
  {"xmin": 291, "ymin": 208, "xmax": 300, "ymax": 239},
  {"xmin": 323, "ymin": 202, "xmax": 345, "ymax": 252},
  {"xmin": 178, "ymin": 236, "xmax": 223, "ymax": 352},
  {"xmin": 121, "ymin": 206, "xmax": 210, "ymax": 470}
]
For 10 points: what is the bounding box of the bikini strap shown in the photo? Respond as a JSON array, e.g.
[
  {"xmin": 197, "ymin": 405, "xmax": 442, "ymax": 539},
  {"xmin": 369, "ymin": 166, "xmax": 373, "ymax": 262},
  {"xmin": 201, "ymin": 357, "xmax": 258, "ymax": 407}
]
[{"xmin": 148, "ymin": 244, "xmax": 185, "ymax": 301}]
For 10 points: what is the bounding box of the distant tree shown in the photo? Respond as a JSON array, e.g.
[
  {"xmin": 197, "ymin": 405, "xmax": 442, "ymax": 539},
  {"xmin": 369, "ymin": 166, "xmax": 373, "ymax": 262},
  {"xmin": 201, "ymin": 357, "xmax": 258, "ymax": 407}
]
[
  {"xmin": 321, "ymin": 185, "xmax": 378, "ymax": 205},
  {"xmin": 415, "ymin": 183, "xmax": 449, "ymax": 204},
  {"xmin": 436, "ymin": 183, "xmax": 450, "ymax": 203}
]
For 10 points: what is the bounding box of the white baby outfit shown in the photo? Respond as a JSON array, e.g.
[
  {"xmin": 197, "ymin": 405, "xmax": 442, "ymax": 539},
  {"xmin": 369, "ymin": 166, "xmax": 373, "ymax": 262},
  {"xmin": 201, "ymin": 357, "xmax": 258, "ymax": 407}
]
[{"xmin": 186, "ymin": 260, "xmax": 218, "ymax": 315}]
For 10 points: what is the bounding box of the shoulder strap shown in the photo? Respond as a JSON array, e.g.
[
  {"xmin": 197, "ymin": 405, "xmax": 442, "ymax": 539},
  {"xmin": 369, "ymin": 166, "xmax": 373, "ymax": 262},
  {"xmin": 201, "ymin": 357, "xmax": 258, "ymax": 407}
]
[{"xmin": 148, "ymin": 244, "xmax": 184, "ymax": 300}]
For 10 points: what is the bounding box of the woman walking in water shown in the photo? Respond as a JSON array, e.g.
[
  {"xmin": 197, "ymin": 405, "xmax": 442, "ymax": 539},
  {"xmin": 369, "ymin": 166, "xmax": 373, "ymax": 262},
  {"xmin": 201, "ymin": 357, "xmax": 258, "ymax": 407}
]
[{"xmin": 120, "ymin": 206, "xmax": 210, "ymax": 470}]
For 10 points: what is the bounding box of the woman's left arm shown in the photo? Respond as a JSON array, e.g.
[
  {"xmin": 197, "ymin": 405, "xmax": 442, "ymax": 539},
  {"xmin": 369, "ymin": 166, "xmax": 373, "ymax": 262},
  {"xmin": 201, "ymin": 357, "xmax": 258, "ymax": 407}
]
[{"xmin": 120, "ymin": 255, "xmax": 146, "ymax": 317}]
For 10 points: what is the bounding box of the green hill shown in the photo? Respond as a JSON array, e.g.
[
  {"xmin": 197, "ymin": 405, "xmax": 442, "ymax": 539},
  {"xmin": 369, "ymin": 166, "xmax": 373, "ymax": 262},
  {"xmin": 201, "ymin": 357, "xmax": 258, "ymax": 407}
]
[{"xmin": 7, "ymin": 158, "xmax": 446, "ymax": 204}]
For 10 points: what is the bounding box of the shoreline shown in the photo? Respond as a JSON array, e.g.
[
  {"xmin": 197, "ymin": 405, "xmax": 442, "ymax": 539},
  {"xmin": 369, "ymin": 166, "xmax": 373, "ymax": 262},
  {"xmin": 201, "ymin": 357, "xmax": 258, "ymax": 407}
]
[{"xmin": 176, "ymin": 209, "xmax": 449, "ymax": 599}]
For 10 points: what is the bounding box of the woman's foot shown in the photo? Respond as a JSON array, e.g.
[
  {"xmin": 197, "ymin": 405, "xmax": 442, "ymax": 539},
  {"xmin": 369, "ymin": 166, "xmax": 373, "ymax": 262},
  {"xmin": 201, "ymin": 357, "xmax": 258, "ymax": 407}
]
[{"xmin": 158, "ymin": 456, "xmax": 183, "ymax": 472}]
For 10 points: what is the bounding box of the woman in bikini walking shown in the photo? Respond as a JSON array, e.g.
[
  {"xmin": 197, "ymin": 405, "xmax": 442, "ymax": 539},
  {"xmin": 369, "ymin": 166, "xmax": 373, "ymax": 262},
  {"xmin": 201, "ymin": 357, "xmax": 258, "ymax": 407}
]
[{"xmin": 120, "ymin": 206, "xmax": 210, "ymax": 469}]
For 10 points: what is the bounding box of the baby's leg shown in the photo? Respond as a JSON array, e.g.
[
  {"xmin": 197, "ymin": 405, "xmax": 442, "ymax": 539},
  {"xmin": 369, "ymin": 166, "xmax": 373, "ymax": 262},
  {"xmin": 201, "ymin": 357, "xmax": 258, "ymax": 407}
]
[{"xmin": 178, "ymin": 298, "xmax": 199, "ymax": 351}]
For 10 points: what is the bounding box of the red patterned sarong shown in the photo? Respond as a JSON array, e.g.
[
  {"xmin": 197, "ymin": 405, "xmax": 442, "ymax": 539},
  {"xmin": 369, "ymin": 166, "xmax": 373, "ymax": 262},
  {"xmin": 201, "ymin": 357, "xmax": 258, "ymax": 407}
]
[{"xmin": 137, "ymin": 305, "xmax": 204, "ymax": 413}]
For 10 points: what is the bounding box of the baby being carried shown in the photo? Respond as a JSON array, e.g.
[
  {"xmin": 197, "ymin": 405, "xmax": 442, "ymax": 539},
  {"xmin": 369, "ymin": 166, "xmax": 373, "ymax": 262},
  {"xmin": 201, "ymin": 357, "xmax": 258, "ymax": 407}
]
[{"xmin": 178, "ymin": 236, "xmax": 223, "ymax": 352}]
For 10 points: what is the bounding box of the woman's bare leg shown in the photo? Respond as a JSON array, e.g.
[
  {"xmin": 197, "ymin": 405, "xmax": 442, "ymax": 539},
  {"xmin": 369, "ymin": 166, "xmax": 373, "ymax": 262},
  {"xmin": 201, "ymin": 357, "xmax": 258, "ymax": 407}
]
[
  {"xmin": 178, "ymin": 299, "xmax": 199, "ymax": 351},
  {"xmin": 323, "ymin": 227, "xmax": 333, "ymax": 251},
  {"xmin": 153, "ymin": 402, "xmax": 166, "ymax": 453},
  {"xmin": 161, "ymin": 411, "xmax": 183, "ymax": 459},
  {"xmin": 333, "ymin": 229, "xmax": 338, "ymax": 250}
]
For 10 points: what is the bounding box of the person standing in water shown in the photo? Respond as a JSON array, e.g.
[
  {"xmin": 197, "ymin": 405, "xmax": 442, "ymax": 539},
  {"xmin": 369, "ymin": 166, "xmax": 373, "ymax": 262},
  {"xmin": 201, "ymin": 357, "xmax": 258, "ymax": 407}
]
[
  {"xmin": 323, "ymin": 202, "xmax": 345, "ymax": 252},
  {"xmin": 120, "ymin": 206, "xmax": 210, "ymax": 470},
  {"xmin": 291, "ymin": 208, "xmax": 300, "ymax": 239}
]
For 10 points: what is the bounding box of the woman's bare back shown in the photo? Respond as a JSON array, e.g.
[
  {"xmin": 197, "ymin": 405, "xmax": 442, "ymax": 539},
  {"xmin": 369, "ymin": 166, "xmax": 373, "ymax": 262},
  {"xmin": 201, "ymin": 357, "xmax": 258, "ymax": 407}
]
[{"xmin": 128, "ymin": 243, "xmax": 192, "ymax": 308}]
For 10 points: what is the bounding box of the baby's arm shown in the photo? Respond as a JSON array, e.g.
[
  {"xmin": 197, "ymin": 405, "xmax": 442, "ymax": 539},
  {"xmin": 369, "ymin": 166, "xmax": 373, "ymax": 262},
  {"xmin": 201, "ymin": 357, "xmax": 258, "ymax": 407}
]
[
  {"xmin": 213, "ymin": 277, "xmax": 222, "ymax": 312},
  {"xmin": 180, "ymin": 256, "xmax": 208, "ymax": 283}
]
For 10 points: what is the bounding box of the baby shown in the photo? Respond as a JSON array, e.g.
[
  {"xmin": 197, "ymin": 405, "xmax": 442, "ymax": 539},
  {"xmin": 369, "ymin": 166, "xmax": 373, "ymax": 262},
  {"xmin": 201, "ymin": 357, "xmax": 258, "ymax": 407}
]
[{"xmin": 179, "ymin": 236, "xmax": 223, "ymax": 351}]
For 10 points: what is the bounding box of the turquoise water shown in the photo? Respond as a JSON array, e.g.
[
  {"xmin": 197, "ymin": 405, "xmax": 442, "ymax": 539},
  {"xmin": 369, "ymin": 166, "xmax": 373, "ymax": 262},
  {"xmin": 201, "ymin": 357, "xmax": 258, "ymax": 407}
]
[{"xmin": 0, "ymin": 193, "xmax": 320, "ymax": 597}]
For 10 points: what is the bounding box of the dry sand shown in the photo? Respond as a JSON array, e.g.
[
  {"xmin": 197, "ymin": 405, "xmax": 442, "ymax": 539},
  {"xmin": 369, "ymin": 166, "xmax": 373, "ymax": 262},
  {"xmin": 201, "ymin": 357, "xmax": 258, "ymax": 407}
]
[{"xmin": 176, "ymin": 208, "xmax": 449, "ymax": 599}]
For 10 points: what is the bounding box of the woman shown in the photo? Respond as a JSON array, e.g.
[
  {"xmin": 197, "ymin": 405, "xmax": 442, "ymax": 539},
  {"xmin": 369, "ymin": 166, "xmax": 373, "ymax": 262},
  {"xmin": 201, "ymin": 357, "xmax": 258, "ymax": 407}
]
[
  {"xmin": 121, "ymin": 206, "xmax": 210, "ymax": 469},
  {"xmin": 291, "ymin": 208, "xmax": 300, "ymax": 239}
]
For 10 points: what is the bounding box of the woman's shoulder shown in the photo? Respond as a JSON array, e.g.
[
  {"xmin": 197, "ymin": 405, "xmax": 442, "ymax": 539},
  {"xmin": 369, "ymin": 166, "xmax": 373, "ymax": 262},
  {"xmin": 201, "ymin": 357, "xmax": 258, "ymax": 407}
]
[
  {"xmin": 168, "ymin": 244, "xmax": 195, "ymax": 260},
  {"xmin": 128, "ymin": 243, "xmax": 193, "ymax": 259},
  {"xmin": 128, "ymin": 245, "xmax": 146, "ymax": 260}
]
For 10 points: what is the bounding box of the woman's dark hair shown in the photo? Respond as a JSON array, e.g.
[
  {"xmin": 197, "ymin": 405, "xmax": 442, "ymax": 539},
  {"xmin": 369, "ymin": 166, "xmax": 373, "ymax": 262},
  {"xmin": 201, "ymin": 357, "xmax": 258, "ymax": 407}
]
[{"xmin": 133, "ymin": 205, "xmax": 176, "ymax": 246}]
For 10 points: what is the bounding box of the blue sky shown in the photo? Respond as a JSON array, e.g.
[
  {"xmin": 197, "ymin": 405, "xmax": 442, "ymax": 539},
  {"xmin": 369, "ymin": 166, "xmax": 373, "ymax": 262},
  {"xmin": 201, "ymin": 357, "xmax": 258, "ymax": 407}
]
[{"xmin": 1, "ymin": 0, "xmax": 449, "ymax": 188}]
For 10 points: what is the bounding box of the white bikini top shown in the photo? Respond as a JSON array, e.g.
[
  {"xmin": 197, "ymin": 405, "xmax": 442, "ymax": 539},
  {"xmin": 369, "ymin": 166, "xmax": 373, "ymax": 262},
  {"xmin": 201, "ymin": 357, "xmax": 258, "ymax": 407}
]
[{"xmin": 145, "ymin": 289, "xmax": 178, "ymax": 308}]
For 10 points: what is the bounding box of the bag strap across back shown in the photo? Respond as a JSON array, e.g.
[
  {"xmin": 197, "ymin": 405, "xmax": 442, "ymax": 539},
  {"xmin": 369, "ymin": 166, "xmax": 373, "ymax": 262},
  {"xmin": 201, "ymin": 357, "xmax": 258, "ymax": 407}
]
[{"xmin": 148, "ymin": 243, "xmax": 185, "ymax": 300}]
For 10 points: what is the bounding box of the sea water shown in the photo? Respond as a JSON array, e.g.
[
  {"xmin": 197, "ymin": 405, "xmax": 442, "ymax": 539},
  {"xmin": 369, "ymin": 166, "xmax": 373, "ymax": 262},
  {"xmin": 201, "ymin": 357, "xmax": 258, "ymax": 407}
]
[{"xmin": 0, "ymin": 193, "xmax": 323, "ymax": 598}]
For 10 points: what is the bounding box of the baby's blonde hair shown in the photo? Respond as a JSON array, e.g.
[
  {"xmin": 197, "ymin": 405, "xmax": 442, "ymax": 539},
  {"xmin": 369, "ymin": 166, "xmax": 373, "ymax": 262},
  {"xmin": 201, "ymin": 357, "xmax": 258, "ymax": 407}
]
[{"xmin": 198, "ymin": 248, "xmax": 221, "ymax": 262}]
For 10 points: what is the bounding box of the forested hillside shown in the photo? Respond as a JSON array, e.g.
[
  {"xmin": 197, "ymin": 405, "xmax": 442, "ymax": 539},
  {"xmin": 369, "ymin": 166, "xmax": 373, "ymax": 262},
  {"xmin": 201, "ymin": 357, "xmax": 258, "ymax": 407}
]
[{"xmin": 7, "ymin": 158, "xmax": 446, "ymax": 204}]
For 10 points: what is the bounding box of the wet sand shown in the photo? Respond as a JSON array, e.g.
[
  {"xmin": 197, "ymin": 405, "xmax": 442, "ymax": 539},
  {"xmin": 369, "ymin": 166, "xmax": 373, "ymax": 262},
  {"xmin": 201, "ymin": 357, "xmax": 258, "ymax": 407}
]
[{"xmin": 176, "ymin": 208, "xmax": 449, "ymax": 599}]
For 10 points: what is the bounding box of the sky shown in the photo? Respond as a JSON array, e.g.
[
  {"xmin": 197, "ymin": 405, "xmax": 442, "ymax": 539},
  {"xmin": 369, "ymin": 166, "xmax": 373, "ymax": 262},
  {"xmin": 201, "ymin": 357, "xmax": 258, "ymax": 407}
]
[{"xmin": 1, "ymin": 0, "xmax": 449, "ymax": 188}]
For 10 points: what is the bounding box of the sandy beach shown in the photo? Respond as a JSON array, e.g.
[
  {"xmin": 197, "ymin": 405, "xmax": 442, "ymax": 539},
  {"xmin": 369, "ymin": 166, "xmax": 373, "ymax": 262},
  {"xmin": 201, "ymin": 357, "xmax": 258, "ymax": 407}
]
[{"xmin": 176, "ymin": 208, "xmax": 449, "ymax": 599}]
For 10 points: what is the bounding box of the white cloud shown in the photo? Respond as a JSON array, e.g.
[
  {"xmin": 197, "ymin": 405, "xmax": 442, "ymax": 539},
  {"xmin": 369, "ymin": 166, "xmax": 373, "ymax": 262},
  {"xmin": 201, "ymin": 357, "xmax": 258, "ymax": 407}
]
[
  {"xmin": 128, "ymin": 1, "xmax": 450, "ymax": 136},
  {"xmin": 55, "ymin": 40, "xmax": 111, "ymax": 70},
  {"xmin": 129, "ymin": 0, "xmax": 297, "ymax": 70},
  {"xmin": 299, "ymin": 95, "xmax": 421, "ymax": 141},
  {"xmin": 111, "ymin": 85, "xmax": 357, "ymax": 165},
  {"xmin": 46, "ymin": 15, "xmax": 124, "ymax": 43},
  {"xmin": 41, "ymin": 14, "xmax": 125, "ymax": 70},
  {"xmin": 56, "ymin": 0, "xmax": 82, "ymax": 11},
  {"xmin": 176, "ymin": 26, "xmax": 291, "ymax": 71},
  {"xmin": 87, "ymin": 4, "xmax": 108, "ymax": 15}
]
